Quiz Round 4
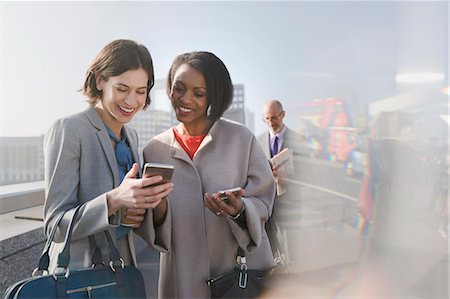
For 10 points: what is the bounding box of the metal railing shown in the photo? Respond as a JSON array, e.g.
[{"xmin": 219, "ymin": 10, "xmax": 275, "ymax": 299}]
[{"xmin": 0, "ymin": 181, "xmax": 44, "ymax": 214}]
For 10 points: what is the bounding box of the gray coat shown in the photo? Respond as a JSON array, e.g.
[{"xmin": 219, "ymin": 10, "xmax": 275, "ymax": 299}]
[
  {"xmin": 43, "ymin": 106, "xmax": 167, "ymax": 272},
  {"xmin": 142, "ymin": 118, "xmax": 276, "ymax": 298}
]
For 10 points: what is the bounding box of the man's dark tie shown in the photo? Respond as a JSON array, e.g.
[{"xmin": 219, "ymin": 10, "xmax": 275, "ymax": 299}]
[{"xmin": 271, "ymin": 136, "xmax": 279, "ymax": 157}]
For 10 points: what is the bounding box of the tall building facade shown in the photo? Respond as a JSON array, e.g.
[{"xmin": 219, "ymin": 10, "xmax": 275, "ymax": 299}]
[
  {"xmin": 0, "ymin": 136, "xmax": 44, "ymax": 185},
  {"xmin": 128, "ymin": 109, "xmax": 178, "ymax": 157},
  {"xmin": 223, "ymin": 84, "xmax": 246, "ymax": 124},
  {"xmin": 245, "ymin": 108, "xmax": 255, "ymax": 134}
]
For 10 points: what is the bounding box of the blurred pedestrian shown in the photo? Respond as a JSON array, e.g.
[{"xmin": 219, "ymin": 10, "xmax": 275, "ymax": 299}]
[{"xmin": 257, "ymin": 99, "xmax": 307, "ymax": 272}]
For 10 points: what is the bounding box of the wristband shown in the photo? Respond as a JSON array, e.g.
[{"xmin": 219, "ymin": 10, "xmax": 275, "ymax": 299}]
[{"xmin": 228, "ymin": 202, "xmax": 245, "ymax": 220}]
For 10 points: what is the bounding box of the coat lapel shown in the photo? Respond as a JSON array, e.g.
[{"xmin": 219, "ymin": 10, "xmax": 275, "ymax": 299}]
[
  {"xmin": 83, "ymin": 107, "xmax": 120, "ymax": 187},
  {"xmin": 169, "ymin": 132, "xmax": 194, "ymax": 164},
  {"xmin": 193, "ymin": 120, "xmax": 217, "ymax": 160},
  {"xmin": 196, "ymin": 134, "xmax": 213, "ymax": 155}
]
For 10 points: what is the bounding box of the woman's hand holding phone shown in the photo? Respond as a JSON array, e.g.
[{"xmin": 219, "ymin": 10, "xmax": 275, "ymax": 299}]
[
  {"xmin": 204, "ymin": 187, "xmax": 245, "ymax": 218},
  {"xmin": 141, "ymin": 162, "xmax": 175, "ymax": 227},
  {"xmin": 106, "ymin": 163, "xmax": 174, "ymax": 227}
]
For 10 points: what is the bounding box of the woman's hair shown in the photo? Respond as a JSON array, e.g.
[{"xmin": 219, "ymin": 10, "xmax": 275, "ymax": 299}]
[
  {"xmin": 166, "ymin": 51, "xmax": 233, "ymax": 122},
  {"xmin": 83, "ymin": 39, "xmax": 154, "ymax": 109}
]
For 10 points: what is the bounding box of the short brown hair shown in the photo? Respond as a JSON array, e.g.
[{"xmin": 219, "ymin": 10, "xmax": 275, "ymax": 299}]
[{"xmin": 83, "ymin": 39, "xmax": 154, "ymax": 109}]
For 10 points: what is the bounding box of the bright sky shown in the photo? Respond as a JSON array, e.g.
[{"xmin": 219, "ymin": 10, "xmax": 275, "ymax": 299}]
[{"xmin": 1, "ymin": 1, "xmax": 448, "ymax": 137}]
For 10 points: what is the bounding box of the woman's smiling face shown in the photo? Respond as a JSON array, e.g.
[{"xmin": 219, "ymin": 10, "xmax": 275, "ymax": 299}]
[
  {"xmin": 95, "ymin": 67, "xmax": 148, "ymax": 131},
  {"xmin": 170, "ymin": 64, "xmax": 209, "ymax": 128}
]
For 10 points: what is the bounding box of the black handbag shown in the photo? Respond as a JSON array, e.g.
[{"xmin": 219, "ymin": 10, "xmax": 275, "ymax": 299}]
[
  {"xmin": 206, "ymin": 248, "xmax": 278, "ymax": 299},
  {"xmin": 4, "ymin": 206, "xmax": 146, "ymax": 299}
]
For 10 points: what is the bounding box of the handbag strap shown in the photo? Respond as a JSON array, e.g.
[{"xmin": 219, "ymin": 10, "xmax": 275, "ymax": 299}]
[
  {"xmin": 35, "ymin": 204, "xmax": 126, "ymax": 276},
  {"xmin": 237, "ymin": 247, "xmax": 247, "ymax": 269},
  {"xmin": 56, "ymin": 206, "xmax": 83, "ymax": 269},
  {"xmin": 33, "ymin": 209, "xmax": 72, "ymax": 275},
  {"xmin": 56, "ymin": 208, "xmax": 125, "ymax": 270},
  {"xmin": 103, "ymin": 229, "xmax": 123, "ymax": 264},
  {"xmin": 88, "ymin": 235, "xmax": 105, "ymax": 266},
  {"xmin": 237, "ymin": 247, "xmax": 245, "ymax": 258},
  {"xmin": 88, "ymin": 231, "xmax": 122, "ymax": 267}
]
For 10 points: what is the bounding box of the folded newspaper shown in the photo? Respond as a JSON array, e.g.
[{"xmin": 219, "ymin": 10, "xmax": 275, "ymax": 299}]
[{"xmin": 269, "ymin": 148, "xmax": 294, "ymax": 196}]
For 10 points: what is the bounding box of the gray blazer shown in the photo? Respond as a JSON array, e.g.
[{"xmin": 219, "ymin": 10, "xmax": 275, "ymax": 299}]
[
  {"xmin": 257, "ymin": 126, "xmax": 309, "ymax": 160},
  {"xmin": 43, "ymin": 106, "xmax": 166, "ymax": 272},
  {"xmin": 257, "ymin": 126, "xmax": 309, "ymax": 201}
]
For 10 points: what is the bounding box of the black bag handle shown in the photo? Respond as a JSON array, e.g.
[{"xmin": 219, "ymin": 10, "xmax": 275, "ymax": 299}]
[
  {"xmin": 56, "ymin": 206, "xmax": 83, "ymax": 269},
  {"xmin": 33, "ymin": 211, "xmax": 66, "ymax": 275},
  {"xmin": 88, "ymin": 235, "xmax": 105, "ymax": 266},
  {"xmin": 238, "ymin": 247, "xmax": 245, "ymax": 258},
  {"xmin": 237, "ymin": 247, "xmax": 247, "ymax": 269},
  {"xmin": 87, "ymin": 231, "xmax": 124, "ymax": 269},
  {"xmin": 56, "ymin": 207, "xmax": 124, "ymax": 271},
  {"xmin": 34, "ymin": 205, "xmax": 125, "ymax": 275}
]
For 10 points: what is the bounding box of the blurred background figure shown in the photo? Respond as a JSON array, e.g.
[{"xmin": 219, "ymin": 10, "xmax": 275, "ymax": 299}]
[
  {"xmin": 434, "ymin": 144, "xmax": 449, "ymax": 238},
  {"xmin": 257, "ymin": 99, "xmax": 308, "ymax": 272},
  {"xmin": 353, "ymin": 111, "xmax": 448, "ymax": 297}
]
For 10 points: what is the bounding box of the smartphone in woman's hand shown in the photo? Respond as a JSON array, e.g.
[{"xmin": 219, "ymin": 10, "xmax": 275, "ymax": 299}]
[
  {"xmin": 217, "ymin": 187, "xmax": 242, "ymax": 203},
  {"xmin": 142, "ymin": 162, "xmax": 174, "ymax": 185}
]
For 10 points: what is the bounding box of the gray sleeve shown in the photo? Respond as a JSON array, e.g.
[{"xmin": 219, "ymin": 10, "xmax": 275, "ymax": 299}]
[
  {"xmin": 229, "ymin": 136, "xmax": 276, "ymax": 252},
  {"xmin": 135, "ymin": 205, "xmax": 171, "ymax": 253},
  {"xmin": 43, "ymin": 118, "xmax": 112, "ymax": 243}
]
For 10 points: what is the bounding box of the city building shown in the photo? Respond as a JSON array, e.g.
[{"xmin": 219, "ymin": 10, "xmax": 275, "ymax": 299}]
[
  {"xmin": 245, "ymin": 108, "xmax": 255, "ymax": 134},
  {"xmin": 223, "ymin": 83, "xmax": 246, "ymax": 125},
  {"xmin": 128, "ymin": 109, "xmax": 178, "ymax": 157},
  {"xmin": 0, "ymin": 136, "xmax": 44, "ymax": 185}
]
